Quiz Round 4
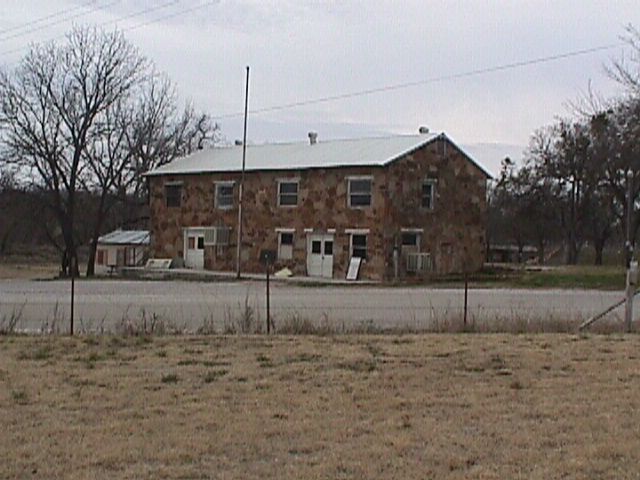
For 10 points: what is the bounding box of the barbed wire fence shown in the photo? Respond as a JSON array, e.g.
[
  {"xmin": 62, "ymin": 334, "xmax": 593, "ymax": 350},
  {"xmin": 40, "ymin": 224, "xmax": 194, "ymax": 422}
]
[{"xmin": 1, "ymin": 279, "xmax": 633, "ymax": 335}]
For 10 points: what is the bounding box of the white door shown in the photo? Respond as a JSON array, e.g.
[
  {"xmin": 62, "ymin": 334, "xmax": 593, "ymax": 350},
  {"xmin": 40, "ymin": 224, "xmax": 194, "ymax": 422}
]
[
  {"xmin": 184, "ymin": 229, "xmax": 205, "ymax": 269},
  {"xmin": 307, "ymin": 234, "xmax": 334, "ymax": 278}
]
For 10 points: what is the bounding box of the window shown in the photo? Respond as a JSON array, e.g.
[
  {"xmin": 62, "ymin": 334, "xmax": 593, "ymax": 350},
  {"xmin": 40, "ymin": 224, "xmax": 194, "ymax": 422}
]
[
  {"xmin": 324, "ymin": 240, "xmax": 333, "ymax": 255},
  {"xmin": 402, "ymin": 232, "xmax": 419, "ymax": 247},
  {"xmin": 348, "ymin": 177, "xmax": 372, "ymax": 207},
  {"xmin": 165, "ymin": 184, "xmax": 182, "ymax": 208},
  {"xmin": 278, "ymin": 180, "xmax": 299, "ymax": 207},
  {"xmin": 421, "ymin": 179, "xmax": 436, "ymax": 209},
  {"xmin": 215, "ymin": 182, "xmax": 234, "ymax": 209},
  {"xmin": 278, "ymin": 232, "xmax": 294, "ymax": 260},
  {"xmin": 351, "ymin": 234, "xmax": 367, "ymax": 260}
]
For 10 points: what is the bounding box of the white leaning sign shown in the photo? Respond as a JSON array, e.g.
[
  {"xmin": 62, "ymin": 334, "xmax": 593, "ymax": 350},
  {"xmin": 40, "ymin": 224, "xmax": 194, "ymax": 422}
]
[{"xmin": 346, "ymin": 257, "xmax": 361, "ymax": 281}]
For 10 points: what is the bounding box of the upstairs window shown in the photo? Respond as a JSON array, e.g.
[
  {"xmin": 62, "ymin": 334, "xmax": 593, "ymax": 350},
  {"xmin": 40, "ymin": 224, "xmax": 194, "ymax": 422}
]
[
  {"xmin": 278, "ymin": 180, "xmax": 299, "ymax": 207},
  {"xmin": 348, "ymin": 177, "xmax": 372, "ymax": 208},
  {"xmin": 421, "ymin": 179, "xmax": 436, "ymax": 210},
  {"xmin": 165, "ymin": 183, "xmax": 182, "ymax": 208},
  {"xmin": 215, "ymin": 182, "xmax": 234, "ymax": 209}
]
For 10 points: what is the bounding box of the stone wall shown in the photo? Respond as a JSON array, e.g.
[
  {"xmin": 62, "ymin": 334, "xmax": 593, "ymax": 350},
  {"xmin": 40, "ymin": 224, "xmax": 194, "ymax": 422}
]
[
  {"xmin": 384, "ymin": 138, "xmax": 487, "ymax": 277},
  {"xmin": 148, "ymin": 137, "xmax": 488, "ymax": 280}
]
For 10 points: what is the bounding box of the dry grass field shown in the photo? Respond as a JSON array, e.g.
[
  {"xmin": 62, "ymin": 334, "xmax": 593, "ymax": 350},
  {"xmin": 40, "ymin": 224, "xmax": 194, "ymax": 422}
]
[
  {"xmin": 0, "ymin": 249, "xmax": 60, "ymax": 280},
  {"xmin": 0, "ymin": 261, "xmax": 59, "ymax": 280},
  {"xmin": 1, "ymin": 333, "xmax": 640, "ymax": 479}
]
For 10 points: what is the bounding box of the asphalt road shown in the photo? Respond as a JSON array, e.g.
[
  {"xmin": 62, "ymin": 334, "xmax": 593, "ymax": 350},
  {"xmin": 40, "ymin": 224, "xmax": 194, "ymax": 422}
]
[{"xmin": 0, "ymin": 278, "xmax": 631, "ymax": 333}]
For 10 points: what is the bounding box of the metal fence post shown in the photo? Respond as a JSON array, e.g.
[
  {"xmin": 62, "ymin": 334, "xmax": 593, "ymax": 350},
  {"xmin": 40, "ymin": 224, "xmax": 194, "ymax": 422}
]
[
  {"xmin": 70, "ymin": 257, "xmax": 75, "ymax": 336},
  {"xmin": 463, "ymin": 273, "xmax": 468, "ymax": 328}
]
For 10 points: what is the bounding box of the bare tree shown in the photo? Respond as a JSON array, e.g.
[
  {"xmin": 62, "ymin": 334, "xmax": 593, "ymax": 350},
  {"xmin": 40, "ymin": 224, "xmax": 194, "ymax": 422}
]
[
  {"xmin": 0, "ymin": 26, "xmax": 218, "ymax": 276},
  {"xmin": 0, "ymin": 26, "xmax": 146, "ymax": 276},
  {"xmin": 118, "ymin": 74, "xmax": 218, "ymax": 231},
  {"xmin": 125, "ymin": 75, "xmax": 219, "ymax": 202},
  {"xmin": 82, "ymin": 99, "xmax": 136, "ymax": 275},
  {"xmin": 606, "ymin": 25, "xmax": 640, "ymax": 95}
]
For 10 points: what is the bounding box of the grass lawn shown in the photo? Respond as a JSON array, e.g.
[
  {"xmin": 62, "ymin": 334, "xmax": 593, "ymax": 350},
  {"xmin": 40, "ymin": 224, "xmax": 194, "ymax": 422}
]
[
  {"xmin": 511, "ymin": 265, "xmax": 627, "ymax": 290},
  {"xmin": 0, "ymin": 252, "xmax": 629, "ymax": 291},
  {"xmin": 1, "ymin": 333, "xmax": 639, "ymax": 479},
  {"xmin": 462, "ymin": 264, "xmax": 628, "ymax": 290}
]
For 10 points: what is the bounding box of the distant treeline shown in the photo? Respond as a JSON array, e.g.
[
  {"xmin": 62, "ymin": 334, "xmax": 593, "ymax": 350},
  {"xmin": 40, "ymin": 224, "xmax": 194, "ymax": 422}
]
[{"xmin": 488, "ymin": 26, "xmax": 640, "ymax": 266}]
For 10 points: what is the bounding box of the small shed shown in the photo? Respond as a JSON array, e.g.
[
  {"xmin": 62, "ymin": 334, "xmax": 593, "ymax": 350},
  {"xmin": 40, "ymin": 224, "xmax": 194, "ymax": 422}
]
[{"xmin": 95, "ymin": 230, "xmax": 150, "ymax": 271}]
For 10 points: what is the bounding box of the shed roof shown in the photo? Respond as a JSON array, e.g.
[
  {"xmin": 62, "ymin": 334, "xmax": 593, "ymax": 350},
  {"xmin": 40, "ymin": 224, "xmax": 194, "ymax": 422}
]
[
  {"xmin": 97, "ymin": 230, "xmax": 150, "ymax": 246},
  {"xmin": 146, "ymin": 132, "xmax": 493, "ymax": 178}
]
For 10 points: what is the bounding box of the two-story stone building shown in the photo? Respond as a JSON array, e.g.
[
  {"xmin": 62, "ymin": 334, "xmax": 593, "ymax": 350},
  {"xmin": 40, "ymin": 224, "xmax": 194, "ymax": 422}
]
[{"xmin": 146, "ymin": 131, "xmax": 491, "ymax": 281}]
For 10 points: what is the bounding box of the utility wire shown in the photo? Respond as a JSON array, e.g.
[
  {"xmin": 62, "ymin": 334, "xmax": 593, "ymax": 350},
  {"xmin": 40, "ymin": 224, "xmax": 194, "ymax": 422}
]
[
  {"xmin": 121, "ymin": 0, "xmax": 220, "ymax": 33},
  {"xmin": 0, "ymin": 0, "xmax": 98, "ymax": 37},
  {"xmin": 98, "ymin": 0, "xmax": 180, "ymax": 29},
  {"xmin": 0, "ymin": 0, "xmax": 120, "ymax": 43},
  {"xmin": 0, "ymin": 0, "xmax": 184, "ymax": 58},
  {"xmin": 0, "ymin": 5, "xmax": 623, "ymax": 122},
  {"xmin": 212, "ymin": 43, "xmax": 623, "ymax": 120}
]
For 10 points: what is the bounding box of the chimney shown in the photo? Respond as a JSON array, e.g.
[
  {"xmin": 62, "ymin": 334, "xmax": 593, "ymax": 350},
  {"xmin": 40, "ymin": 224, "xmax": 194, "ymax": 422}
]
[
  {"xmin": 308, "ymin": 131, "xmax": 318, "ymax": 145},
  {"xmin": 418, "ymin": 126, "xmax": 430, "ymax": 134}
]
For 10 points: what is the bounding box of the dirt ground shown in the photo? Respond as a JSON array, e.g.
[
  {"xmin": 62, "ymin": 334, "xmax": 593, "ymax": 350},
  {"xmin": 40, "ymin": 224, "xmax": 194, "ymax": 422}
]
[
  {"xmin": 1, "ymin": 334, "xmax": 639, "ymax": 479},
  {"xmin": 0, "ymin": 261, "xmax": 59, "ymax": 280}
]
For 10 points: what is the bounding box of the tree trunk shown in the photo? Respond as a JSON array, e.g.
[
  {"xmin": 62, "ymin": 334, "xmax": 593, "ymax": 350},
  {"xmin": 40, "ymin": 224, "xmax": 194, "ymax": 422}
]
[
  {"xmin": 86, "ymin": 191, "xmax": 110, "ymax": 277},
  {"xmin": 86, "ymin": 238, "xmax": 97, "ymax": 277},
  {"xmin": 59, "ymin": 214, "xmax": 79, "ymax": 278},
  {"xmin": 592, "ymin": 225, "xmax": 610, "ymax": 266},
  {"xmin": 594, "ymin": 244, "xmax": 604, "ymax": 265},
  {"xmin": 566, "ymin": 239, "xmax": 580, "ymax": 265},
  {"xmin": 60, "ymin": 249, "xmax": 68, "ymax": 278},
  {"xmin": 537, "ymin": 240, "xmax": 545, "ymax": 265},
  {"xmin": 1, "ymin": 230, "xmax": 11, "ymax": 254}
]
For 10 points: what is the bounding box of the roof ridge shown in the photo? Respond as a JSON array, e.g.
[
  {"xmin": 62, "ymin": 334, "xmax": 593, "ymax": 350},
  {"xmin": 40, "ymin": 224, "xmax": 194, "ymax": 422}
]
[{"xmin": 217, "ymin": 132, "xmax": 439, "ymax": 149}]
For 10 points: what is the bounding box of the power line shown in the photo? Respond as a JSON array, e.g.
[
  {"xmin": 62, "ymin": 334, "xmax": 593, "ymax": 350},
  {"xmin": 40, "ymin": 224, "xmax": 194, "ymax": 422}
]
[
  {"xmin": 0, "ymin": 0, "xmax": 120, "ymax": 43},
  {"xmin": 97, "ymin": 0, "xmax": 181, "ymax": 29},
  {"xmin": 0, "ymin": 0, "xmax": 183, "ymax": 58},
  {"xmin": 121, "ymin": 0, "xmax": 220, "ymax": 33},
  {"xmin": 212, "ymin": 43, "xmax": 624, "ymax": 121},
  {"xmin": 0, "ymin": 0, "xmax": 98, "ymax": 38}
]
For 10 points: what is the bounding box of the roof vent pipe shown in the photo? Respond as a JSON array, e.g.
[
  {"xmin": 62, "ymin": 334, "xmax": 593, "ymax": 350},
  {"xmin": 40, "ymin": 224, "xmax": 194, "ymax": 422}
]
[
  {"xmin": 308, "ymin": 131, "xmax": 318, "ymax": 145},
  {"xmin": 418, "ymin": 126, "xmax": 430, "ymax": 134}
]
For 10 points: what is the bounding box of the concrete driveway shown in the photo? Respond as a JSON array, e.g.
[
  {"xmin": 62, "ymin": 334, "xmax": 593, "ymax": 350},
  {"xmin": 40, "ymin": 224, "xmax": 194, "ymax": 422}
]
[{"xmin": 0, "ymin": 278, "xmax": 631, "ymax": 333}]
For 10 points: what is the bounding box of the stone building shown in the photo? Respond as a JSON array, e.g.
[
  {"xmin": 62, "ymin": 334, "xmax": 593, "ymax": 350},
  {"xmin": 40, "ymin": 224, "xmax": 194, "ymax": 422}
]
[{"xmin": 146, "ymin": 132, "xmax": 491, "ymax": 281}]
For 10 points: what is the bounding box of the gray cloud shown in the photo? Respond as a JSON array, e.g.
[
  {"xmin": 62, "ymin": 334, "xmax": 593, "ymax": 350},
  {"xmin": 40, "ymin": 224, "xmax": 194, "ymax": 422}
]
[{"xmin": 2, "ymin": 0, "xmax": 639, "ymax": 156}]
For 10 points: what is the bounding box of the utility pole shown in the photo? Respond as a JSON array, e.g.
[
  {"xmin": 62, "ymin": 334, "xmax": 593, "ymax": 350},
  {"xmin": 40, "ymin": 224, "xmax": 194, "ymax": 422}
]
[{"xmin": 236, "ymin": 66, "xmax": 250, "ymax": 279}]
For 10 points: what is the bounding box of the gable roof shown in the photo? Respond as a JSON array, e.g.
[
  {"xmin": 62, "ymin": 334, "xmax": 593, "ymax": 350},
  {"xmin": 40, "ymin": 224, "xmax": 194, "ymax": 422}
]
[
  {"xmin": 146, "ymin": 132, "xmax": 492, "ymax": 178},
  {"xmin": 97, "ymin": 229, "xmax": 150, "ymax": 246}
]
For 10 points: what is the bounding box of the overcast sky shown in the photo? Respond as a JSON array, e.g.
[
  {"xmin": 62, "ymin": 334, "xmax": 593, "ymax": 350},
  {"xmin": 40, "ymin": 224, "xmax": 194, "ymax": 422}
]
[{"xmin": 2, "ymin": 0, "xmax": 640, "ymax": 172}]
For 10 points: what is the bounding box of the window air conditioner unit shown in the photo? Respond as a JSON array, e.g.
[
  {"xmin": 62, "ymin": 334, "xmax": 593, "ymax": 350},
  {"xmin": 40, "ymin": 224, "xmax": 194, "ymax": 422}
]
[
  {"xmin": 406, "ymin": 252, "xmax": 432, "ymax": 273},
  {"xmin": 204, "ymin": 226, "xmax": 230, "ymax": 246}
]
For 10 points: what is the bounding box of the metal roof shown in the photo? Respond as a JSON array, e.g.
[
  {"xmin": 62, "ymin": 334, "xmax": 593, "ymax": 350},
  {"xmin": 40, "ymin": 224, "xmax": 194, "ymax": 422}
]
[
  {"xmin": 146, "ymin": 132, "xmax": 493, "ymax": 178},
  {"xmin": 97, "ymin": 230, "xmax": 150, "ymax": 246}
]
